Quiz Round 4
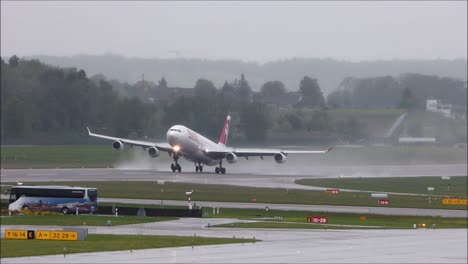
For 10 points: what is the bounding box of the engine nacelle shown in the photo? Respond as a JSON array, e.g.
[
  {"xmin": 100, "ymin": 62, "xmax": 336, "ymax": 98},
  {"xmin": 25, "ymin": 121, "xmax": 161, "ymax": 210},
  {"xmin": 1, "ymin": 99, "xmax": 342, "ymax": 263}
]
[
  {"xmin": 112, "ymin": 141, "xmax": 124, "ymax": 151},
  {"xmin": 225, "ymin": 152, "xmax": 238, "ymax": 163},
  {"xmin": 274, "ymin": 152, "xmax": 287, "ymax": 164},
  {"xmin": 148, "ymin": 147, "xmax": 160, "ymax": 158}
]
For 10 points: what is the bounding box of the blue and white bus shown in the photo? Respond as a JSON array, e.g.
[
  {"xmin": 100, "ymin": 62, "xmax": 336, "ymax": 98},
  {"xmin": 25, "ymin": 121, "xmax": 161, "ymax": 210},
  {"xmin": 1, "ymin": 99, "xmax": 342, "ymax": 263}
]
[{"xmin": 8, "ymin": 185, "xmax": 98, "ymax": 214}]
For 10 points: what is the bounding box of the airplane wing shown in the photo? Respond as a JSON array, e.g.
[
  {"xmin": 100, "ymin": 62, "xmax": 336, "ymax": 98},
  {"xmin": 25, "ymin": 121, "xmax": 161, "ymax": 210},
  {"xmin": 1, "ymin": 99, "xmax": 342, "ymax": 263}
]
[
  {"xmin": 204, "ymin": 146, "xmax": 333, "ymax": 159},
  {"xmin": 86, "ymin": 127, "xmax": 173, "ymax": 152}
]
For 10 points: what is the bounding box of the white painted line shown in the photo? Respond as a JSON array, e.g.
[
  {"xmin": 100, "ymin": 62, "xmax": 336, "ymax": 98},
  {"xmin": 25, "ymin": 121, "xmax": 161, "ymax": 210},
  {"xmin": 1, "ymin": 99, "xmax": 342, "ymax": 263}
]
[
  {"xmin": 26, "ymin": 173, "xmax": 58, "ymax": 176},
  {"xmin": 79, "ymin": 173, "xmax": 107, "ymax": 176}
]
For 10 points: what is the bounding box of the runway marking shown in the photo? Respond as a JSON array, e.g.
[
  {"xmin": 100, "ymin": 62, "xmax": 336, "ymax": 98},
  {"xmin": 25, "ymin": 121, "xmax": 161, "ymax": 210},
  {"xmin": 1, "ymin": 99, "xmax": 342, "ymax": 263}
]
[
  {"xmin": 79, "ymin": 173, "xmax": 107, "ymax": 176},
  {"xmin": 26, "ymin": 173, "xmax": 58, "ymax": 176}
]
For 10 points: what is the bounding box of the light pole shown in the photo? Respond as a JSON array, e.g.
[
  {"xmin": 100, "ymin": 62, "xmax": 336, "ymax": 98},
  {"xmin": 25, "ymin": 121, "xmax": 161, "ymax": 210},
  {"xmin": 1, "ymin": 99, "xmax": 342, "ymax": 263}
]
[{"xmin": 185, "ymin": 190, "xmax": 194, "ymax": 210}]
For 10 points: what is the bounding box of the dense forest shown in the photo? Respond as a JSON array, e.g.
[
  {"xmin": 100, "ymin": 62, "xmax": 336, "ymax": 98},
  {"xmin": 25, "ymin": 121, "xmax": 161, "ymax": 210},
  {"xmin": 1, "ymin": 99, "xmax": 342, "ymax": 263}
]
[{"xmin": 1, "ymin": 56, "xmax": 466, "ymax": 145}]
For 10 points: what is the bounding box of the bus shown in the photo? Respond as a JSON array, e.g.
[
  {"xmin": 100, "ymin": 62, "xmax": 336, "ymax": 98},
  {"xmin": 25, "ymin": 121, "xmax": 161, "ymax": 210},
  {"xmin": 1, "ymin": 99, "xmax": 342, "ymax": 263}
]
[{"xmin": 8, "ymin": 185, "xmax": 98, "ymax": 214}]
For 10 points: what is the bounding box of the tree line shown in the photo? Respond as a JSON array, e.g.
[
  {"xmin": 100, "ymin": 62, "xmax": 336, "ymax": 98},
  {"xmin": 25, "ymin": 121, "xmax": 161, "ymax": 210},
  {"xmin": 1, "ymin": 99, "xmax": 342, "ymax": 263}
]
[
  {"xmin": 1, "ymin": 56, "xmax": 328, "ymax": 144},
  {"xmin": 1, "ymin": 56, "xmax": 465, "ymax": 145}
]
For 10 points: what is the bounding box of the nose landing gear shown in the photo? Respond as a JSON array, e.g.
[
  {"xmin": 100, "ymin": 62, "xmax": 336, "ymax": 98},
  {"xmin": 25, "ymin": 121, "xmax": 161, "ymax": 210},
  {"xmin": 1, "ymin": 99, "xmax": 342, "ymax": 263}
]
[{"xmin": 171, "ymin": 153, "xmax": 181, "ymax": 172}]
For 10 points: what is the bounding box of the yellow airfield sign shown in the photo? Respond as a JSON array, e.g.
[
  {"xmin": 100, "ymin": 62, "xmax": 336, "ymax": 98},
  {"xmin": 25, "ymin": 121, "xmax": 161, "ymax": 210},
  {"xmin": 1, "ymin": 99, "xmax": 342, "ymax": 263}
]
[
  {"xmin": 442, "ymin": 198, "xmax": 467, "ymax": 206},
  {"xmin": 5, "ymin": 230, "xmax": 28, "ymax": 240},
  {"xmin": 49, "ymin": 231, "xmax": 78, "ymax": 241},
  {"xmin": 5, "ymin": 230, "xmax": 78, "ymax": 241},
  {"xmin": 35, "ymin": 231, "xmax": 50, "ymax": 240}
]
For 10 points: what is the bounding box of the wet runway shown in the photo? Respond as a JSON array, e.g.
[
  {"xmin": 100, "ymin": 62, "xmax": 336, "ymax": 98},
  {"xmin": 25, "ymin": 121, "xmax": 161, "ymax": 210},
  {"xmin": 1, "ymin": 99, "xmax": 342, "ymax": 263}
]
[
  {"xmin": 1, "ymin": 164, "xmax": 466, "ymax": 263},
  {"xmin": 2, "ymin": 219, "xmax": 467, "ymax": 263},
  {"xmin": 1, "ymin": 163, "xmax": 466, "ymax": 191}
]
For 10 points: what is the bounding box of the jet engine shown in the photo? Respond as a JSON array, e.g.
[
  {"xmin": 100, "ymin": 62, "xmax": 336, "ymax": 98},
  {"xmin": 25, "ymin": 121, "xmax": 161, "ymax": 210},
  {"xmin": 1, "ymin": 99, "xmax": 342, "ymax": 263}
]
[
  {"xmin": 148, "ymin": 147, "xmax": 160, "ymax": 158},
  {"xmin": 112, "ymin": 141, "xmax": 124, "ymax": 151},
  {"xmin": 273, "ymin": 152, "xmax": 287, "ymax": 164},
  {"xmin": 225, "ymin": 152, "xmax": 238, "ymax": 163}
]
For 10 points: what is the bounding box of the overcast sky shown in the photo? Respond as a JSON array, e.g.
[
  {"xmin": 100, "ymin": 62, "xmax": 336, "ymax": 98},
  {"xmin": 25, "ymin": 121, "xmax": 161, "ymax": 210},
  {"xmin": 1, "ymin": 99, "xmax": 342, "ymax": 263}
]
[{"xmin": 1, "ymin": 1, "xmax": 466, "ymax": 63}]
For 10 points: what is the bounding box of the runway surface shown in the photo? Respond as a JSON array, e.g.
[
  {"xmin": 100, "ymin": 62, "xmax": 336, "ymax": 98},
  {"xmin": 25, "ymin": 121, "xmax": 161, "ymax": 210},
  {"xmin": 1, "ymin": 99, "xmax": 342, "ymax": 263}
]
[
  {"xmin": 2, "ymin": 219, "xmax": 467, "ymax": 263},
  {"xmin": 1, "ymin": 164, "xmax": 467, "ymax": 263},
  {"xmin": 1, "ymin": 163, "xmax": 467, "ymax": 191}
]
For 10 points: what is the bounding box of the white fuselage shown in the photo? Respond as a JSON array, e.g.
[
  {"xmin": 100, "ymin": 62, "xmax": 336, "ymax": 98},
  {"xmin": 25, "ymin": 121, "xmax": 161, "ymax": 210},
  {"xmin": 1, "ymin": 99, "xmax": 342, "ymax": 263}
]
[{"xmin": 166, "ymin": 125, "xmax": 222, "ymax": 166}]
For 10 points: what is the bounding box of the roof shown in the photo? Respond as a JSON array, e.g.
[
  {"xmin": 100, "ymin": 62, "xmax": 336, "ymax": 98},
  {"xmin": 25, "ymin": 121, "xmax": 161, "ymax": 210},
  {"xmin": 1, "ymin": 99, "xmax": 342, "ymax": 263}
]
[{"xmin": 11, "ymin": 185, "xmax": 96, "ymax": 190}]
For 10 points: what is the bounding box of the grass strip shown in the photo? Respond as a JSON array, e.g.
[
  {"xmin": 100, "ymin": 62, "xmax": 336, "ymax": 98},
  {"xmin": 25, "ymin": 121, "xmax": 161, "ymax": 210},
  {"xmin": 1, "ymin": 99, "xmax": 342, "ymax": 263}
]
[
  {"xmin": 1, "ymin": 234, "xmax": 257, "ymax": 258},
  {"xmin": 2, "ymin": 180, "xmax": 466, "ymax": 210},
  {"xmin": 207, "ymin": 208, "xmax": 467, "ymax": 229},
  {"xmin": 0, "ymin": 214, "xmax": 176, "ymax": 226},
  {"xmin": 296, "ymin": 176, "xmax": 467, "ymax": 197},
  {"xmin": 1, "ymin": 203, "xmax": 465, "ymax": 229}
]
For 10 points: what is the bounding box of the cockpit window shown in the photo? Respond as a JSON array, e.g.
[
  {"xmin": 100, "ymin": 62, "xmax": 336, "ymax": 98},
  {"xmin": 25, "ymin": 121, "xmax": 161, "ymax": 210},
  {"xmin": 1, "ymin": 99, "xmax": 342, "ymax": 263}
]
[{"xmin": 170, "ymin": 129, "xmax": 182, "ymax": 132}]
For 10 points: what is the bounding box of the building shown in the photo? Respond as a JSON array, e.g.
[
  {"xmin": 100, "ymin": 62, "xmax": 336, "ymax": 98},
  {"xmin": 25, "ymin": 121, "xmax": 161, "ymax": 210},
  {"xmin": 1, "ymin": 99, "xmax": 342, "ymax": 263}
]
[{"xmin": 426, "ymin": 99, "xmax": 452, "ymax": 118}]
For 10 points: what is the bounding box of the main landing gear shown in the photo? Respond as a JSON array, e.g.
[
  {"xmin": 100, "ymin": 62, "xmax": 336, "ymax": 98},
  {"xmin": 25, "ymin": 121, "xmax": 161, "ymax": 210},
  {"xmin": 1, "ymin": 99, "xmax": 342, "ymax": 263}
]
[
  {"xmin": 215, "ymin": 159, "xmax": 226, "ymax": 174},
  {"xmin": 195, "ymin": 162, "xmax": 203, "ymax": 173},
  {"xmin": 171, "ymin": 153, "xmax": 181, "ymax": 173}
]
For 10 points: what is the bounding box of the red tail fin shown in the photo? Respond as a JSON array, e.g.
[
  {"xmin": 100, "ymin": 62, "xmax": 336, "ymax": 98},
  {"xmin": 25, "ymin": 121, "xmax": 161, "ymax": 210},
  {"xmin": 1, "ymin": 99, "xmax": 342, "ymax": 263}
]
[{"xmin": 218, "ymin": 115, "xmax": 231, "ymax": 146}]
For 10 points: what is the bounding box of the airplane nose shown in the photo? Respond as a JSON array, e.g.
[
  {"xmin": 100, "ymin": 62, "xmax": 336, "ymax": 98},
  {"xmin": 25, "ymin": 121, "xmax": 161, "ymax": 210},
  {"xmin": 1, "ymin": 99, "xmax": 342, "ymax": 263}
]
[
  {"xmin": 166, "ymin": 130, "xmax": 176, "ymax": 145},
  {"xmin": 166, "ymin": 130, "xmax": 173, "ymax": 141}
]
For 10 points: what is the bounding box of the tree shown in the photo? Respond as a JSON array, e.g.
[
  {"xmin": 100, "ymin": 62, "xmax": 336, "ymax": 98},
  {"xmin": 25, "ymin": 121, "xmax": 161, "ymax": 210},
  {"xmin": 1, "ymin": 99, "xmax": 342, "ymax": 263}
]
[
  {"xmin": 284, "ymin": 110, "xmax": 304, "ymax": 130},
  {"xmin": 235, "ymin": 74, "xmax": 252, "ymax": 103},
  {"xmin": 240, "ymin": 102, "xmax": 271, "ymax": 141},
  {"xmin": 399, "ymin": 87, "xmax": 419, "ymax": 109},
  {"xmin": 327, "ymin": 89, "xmax": 351, "ymax": 108},
  {"xmin": 8, "ymin": 55, "xmax": 19, "ymax": 67},
  {"xmin": 77, "ymin": 69, "xmax": 87, "ymax": 79},
  {"xmin": 193, "ymin": 78, "xmax": 218, "ymax": 98},
  {"xmin": 220, "ymin": 80, "xmax": 235, "ymax": 100},
  {"xmin": 296, "ymin": 76, "xmax": 325, "ymax": 108},
  {"xmin": 260, "ymin": 81, "xmax": 286, "ymax": 97},
  {"xmin": 158, "ymin": 77, "xmax": 168, "ymax": 89}
]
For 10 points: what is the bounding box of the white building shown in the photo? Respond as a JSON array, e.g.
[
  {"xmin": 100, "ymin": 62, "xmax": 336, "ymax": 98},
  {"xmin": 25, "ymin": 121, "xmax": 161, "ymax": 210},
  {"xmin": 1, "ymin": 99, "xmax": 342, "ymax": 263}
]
[{"xmin": 426, "ymin": 99, "xmax": 452, "ymax": 118}]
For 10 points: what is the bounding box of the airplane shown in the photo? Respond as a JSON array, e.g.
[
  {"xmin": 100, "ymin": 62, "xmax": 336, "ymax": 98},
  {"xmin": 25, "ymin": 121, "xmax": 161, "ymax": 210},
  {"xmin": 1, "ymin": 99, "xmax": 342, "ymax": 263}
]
[{"xmin": 87, "ymin": 115, "xmax": 333, "ymax": 174}]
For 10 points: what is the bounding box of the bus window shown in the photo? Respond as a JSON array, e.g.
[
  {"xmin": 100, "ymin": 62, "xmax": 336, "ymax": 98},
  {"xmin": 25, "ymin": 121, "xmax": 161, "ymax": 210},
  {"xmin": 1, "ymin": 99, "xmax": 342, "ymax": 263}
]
[
  {"xmin": 9, "ymin": 193, "xmax": 16, "ymax": 203},
  {"xmin": 88, "ymin": 189, "xmax": 97, "ymax": 203}
]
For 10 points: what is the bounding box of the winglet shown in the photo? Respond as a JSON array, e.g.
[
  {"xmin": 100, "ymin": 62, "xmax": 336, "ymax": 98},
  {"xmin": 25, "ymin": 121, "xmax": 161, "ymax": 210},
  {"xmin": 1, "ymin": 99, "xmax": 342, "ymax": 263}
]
[
  {"xmin": 86, "ymin": 127, "xmax": 91, "ymax": 135},
  {"xmin": 326, "ymin": 146, "xmax": 334, "ymax": 152}
]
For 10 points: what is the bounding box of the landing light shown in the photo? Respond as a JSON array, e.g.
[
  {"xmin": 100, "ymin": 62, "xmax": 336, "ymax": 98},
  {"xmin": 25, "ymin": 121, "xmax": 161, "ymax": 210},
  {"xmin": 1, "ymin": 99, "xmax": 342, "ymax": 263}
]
[{"xmin": 173, "ymin": 145, "xmax": 180, "ymax": 152}]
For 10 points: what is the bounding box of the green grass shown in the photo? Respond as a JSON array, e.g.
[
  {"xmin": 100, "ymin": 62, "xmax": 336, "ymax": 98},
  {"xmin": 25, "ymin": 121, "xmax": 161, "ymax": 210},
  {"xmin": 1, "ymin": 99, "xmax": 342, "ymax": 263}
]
[
  {"xmin": 1, "ymin": 234, "xmax": 257, "ymax": 258},
  {"xmin": 0, "ymin": 145, "xmax": 121, "ymax": 168},
  {"xmin": 296, "ymin": 176, "xmax": 468, "ymax": 197},
  {"xmin": 2, "ymin": 180, "xmax": 466, "ymax": 210},
  {"xmin": 0, "ymin": 214, "xmax": 176, "ymax": 226},
  {"xmin": 1, "ymin": 144, "xmax": 467, "ymax": 168},
  {"xmin": 207, "ymin": 208, "xmax": 468, "ymax": 229}
]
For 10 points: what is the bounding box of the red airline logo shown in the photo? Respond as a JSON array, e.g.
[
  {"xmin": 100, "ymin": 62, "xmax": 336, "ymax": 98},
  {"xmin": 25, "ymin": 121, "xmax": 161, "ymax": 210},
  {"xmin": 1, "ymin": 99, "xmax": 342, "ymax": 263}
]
[{"xmin": 218, "ymin": 115, "xmax": 231, "ymax": 145}]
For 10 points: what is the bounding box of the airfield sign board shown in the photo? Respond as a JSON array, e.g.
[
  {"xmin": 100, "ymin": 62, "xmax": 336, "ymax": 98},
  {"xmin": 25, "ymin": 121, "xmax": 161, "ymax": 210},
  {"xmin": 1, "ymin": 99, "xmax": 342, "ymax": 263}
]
[
  {"xmin": 307, "ymin": 216, "xmax": 328, "ymax": 224},
  {"xmin": 5, "ymin": 230, "xmax": 28, "ymax": 240},
  {"xmin": 5, "ymin": 229, "xmax": 79, "ymax": 241},
  {"xmin": 326, "ymin": 189, "xmax": 340, "ymax": 194},
  {"xmin": 378, "ymin": 199, "xmax": 390, "ymax": 206}
]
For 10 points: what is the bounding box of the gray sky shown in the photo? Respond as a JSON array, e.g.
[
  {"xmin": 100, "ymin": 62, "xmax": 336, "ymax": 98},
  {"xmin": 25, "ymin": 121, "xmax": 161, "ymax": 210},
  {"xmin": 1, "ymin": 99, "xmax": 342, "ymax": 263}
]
[{"xmin": 1, "ymin": 1, "xmax": 466, "ymax": 63}]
